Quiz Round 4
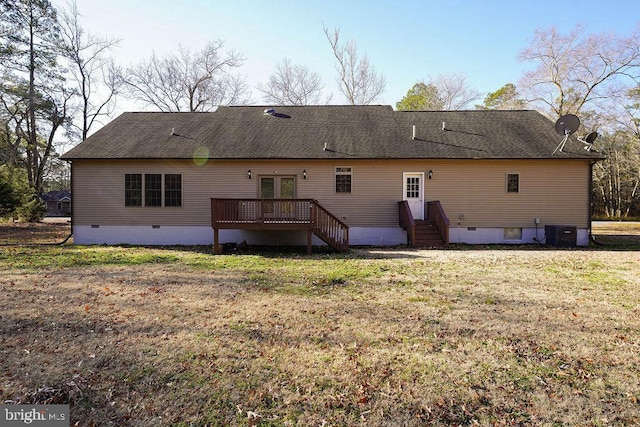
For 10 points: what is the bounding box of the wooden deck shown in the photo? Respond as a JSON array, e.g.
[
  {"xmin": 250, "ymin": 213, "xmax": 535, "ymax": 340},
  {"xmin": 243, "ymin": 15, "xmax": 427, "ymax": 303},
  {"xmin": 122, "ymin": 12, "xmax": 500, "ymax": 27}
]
[{"xmin": 211, "ymin": 198, "xmax": 349, "ymax": 254}]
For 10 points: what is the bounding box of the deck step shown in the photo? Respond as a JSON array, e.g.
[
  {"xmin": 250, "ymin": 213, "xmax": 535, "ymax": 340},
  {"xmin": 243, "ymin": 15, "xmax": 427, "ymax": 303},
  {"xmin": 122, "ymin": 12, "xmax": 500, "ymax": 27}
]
[{"xmin": 413, "ymin": 220, "xmax": 446, "ymax": 247}]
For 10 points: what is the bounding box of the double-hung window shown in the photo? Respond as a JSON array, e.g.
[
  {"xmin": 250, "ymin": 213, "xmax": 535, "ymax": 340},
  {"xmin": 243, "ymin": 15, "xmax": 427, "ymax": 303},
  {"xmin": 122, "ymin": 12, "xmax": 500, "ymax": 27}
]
[
  {"xmin": 125, "ymin": 174, "xmax": 142, "ymax": 206},
  {"xmin": 164, "ymin": 174, "xmax": 182, "ymax": 207},
  {"xmin": 145, "ymin": 174, "xmax": 162, "ymax": 207},
  {"xmin": 124, "ymin": 173, "xmax": 182, "ymax": 207},
  {"xmin": 335, "ymin": 167, "xmax": 352, "ymax": 193},
  {"xmin": 506, "ymin": 173, "xmax": 519, "ymax": 193}
]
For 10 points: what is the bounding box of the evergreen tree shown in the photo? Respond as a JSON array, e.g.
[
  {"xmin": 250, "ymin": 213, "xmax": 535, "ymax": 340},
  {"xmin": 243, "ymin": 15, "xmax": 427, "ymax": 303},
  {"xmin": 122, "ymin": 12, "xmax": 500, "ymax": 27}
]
[
  {"xmin": 0, "ymin": 0, "xmax": 69, "ymax": 196},
  {"xmin": 396, "ymin": 82, "xmax": 443, "ymax": 111}
]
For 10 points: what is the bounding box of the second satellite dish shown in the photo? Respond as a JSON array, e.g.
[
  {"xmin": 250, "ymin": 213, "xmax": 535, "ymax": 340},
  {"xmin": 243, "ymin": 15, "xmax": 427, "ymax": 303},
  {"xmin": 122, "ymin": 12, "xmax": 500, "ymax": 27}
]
[{"xmin": 578, "ymin": 131, "xmax": 598, "ymax": 151}]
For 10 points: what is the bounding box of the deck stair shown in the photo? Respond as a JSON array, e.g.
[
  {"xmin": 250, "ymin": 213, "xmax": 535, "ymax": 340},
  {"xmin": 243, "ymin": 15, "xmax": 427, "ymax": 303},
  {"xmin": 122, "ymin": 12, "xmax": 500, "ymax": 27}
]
[
  {"xmin": 398, "ymin": 200, "xmax": 449, "ymax": 247},
  {"xmin": 414, "ymin": 220, "xmax": 446, "ymax": 247}
]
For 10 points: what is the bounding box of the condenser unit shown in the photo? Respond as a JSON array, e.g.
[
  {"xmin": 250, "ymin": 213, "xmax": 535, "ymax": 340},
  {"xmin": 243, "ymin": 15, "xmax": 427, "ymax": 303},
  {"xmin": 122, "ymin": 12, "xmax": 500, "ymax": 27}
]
[{"xmin": 545, "ymin": 225, "xmax": 577, "ymax": 247}]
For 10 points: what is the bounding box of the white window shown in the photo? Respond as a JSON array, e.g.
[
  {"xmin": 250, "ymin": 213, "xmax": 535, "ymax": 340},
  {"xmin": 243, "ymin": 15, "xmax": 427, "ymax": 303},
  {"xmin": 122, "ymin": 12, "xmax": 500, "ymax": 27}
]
[
  {"xmin": 507, "ymin": 173, "xmax": 519, "ymax": 193},
  {"xmin": 335, "ymin": 167, "xmax": 352, "ymax": 193}
]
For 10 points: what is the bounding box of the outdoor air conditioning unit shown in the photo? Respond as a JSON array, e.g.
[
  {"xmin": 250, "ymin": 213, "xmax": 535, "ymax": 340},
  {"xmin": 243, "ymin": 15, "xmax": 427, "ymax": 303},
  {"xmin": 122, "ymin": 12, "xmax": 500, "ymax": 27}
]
[{"xmin": 545, "ymin": 225, "xmax": 577, "ymax": 247}]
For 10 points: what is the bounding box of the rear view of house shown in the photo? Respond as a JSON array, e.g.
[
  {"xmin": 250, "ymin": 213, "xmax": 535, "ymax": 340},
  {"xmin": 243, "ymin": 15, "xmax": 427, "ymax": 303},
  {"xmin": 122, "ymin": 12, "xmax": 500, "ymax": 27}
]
[{"xmin": 61, "ymin": 106, "xmax": 602, "ymax": 250}]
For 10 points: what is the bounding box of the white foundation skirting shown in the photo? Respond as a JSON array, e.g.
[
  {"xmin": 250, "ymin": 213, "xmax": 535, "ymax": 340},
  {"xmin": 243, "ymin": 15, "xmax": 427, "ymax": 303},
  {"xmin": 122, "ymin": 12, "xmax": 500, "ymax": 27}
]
[
  {"xmin": 72, "ymin": 225, "xmax": 589, "ymax": 247},
  {"xmin": 449, "ymin": 227, "xmax": 589, "ymax": 246},
  {"xmin": 72, "ymin": 226, "xmax": 408, "ymax": 246}
]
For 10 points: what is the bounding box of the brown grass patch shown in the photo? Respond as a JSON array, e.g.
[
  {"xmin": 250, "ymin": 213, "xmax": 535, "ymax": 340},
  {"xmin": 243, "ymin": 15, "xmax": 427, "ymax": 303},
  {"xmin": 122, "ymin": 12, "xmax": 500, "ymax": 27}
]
[
  {"xmin": 1, "ymin": 222, "xmax": 639, "ymax": 426},
  {"xmin": 0, "ymin": 220, "xmax": 71, "ymax": 245}
]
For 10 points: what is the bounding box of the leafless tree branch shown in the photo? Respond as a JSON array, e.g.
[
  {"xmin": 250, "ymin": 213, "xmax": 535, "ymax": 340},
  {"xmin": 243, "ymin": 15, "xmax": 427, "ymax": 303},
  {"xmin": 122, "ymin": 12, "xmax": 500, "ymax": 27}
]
[
  {"xmin": 323, "ymin": 26, "xmax": 385, "ymax": 105},
  {"xmin": 122, "ymin": 41, "xmax": 249, "ymax": 112},
  {"xmin": 256, "ymin": 58, "xmax": 327, "ymax": 105}
]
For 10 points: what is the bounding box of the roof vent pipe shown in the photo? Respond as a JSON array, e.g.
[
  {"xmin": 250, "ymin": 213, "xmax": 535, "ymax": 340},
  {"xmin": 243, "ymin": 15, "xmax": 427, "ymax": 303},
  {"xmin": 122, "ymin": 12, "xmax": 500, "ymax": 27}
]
[
  {"xmin": 264, "ymin": 108, "xmax": 275, "ymax": 116},
  {"xmin": 442, "ymin": 121, "xmax": 447, "ymax": 131},
  {"xmin": 412, "ymin": 125, "xmax": 416, "ymax": 140}
]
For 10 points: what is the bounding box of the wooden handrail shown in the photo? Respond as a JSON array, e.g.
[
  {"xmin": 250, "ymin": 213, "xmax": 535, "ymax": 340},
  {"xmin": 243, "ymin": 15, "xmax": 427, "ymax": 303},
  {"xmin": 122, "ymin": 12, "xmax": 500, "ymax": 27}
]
[
  {"xmin": 426, "ymin": 200, "xmax": 449, "ymax": 244},
  {"xmin": 311, "ymin": 199, "xmax": 349, "ymax": 252},
  {"xmin": 398, "ymin": 201, "xmax": 416, "ymax": 246}
]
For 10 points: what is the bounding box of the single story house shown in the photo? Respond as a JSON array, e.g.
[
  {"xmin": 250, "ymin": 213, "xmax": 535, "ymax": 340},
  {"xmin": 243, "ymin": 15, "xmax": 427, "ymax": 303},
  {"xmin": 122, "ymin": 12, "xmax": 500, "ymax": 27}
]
[
  {"xmin": 61, "ymin": 105, "xmax": 602, "ymax": 251},
  {"xmin": 41, "ymin": 190, "xmax": 71, "ymax": 216}
]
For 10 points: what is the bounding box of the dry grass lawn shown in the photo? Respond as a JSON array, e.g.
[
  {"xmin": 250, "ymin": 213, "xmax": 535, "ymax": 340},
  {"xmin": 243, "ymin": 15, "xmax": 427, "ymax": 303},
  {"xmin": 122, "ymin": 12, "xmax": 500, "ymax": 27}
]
[{"xmin": 1, "ymin": 221, "xmax": 639, "ymax": 426}]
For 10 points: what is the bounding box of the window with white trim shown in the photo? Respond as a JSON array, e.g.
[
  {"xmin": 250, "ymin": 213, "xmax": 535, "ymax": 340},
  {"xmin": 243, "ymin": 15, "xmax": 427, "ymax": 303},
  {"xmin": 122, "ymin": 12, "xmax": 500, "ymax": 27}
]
[
  {"xmin": 506, "ymin": 173, "xmax": 519, "ymax": 193},
  {"xmin": 335, "ymin": 167, "xmax": 352, "ymax": 193}
]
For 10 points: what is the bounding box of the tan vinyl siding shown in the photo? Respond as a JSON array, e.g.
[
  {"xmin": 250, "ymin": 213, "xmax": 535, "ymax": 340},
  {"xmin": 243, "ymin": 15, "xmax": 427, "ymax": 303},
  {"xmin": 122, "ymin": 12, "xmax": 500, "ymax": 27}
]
[
  {"xmin": 72, "ymin": 158, "xmax": 592, "ymax": 229},
  {"xmin": 426, "ymin": 159, "xmax": 590, "ymax": 228}
]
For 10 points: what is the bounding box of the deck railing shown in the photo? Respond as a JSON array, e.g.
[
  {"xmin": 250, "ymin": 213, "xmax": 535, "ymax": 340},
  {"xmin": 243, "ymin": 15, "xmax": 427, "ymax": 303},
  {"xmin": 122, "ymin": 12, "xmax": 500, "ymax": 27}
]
[
  {"xmin": 398, "ymin": 201, "xmax": 416, "ymax": 246},
  {"xmin": 311, "ymin": 201, "xmax": 349, "ymax": 252},
  {"xmin": 212, "ymin": 198, "xmax": 313, "ymax": 226},
  {"xmin": 211, "ymin": 198, "xmax": 349, "ymax": 252},
  {"xmin": 426, "ymin": 200, "xmax": 449, "ymax": 244}
]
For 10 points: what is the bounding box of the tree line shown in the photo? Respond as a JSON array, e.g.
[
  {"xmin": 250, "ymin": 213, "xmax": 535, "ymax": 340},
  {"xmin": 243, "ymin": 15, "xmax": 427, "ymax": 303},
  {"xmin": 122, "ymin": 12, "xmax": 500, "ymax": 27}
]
[{"xmin": 1, "ymin": 0, "xmax": 639, "ymax": 219}]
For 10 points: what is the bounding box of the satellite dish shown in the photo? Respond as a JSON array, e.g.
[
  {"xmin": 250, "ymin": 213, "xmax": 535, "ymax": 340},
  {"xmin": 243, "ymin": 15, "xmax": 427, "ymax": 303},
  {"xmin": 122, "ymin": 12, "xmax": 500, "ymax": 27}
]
[
  {"xmin": 585, "ymin": 131, "xmax": 598, "ymax": 144},
  {"xmin": 577, "ymin": 131, "xmax": 598, "ymax": 151},
  {"xmin": 554, "ymin": 114, "xmax": 580, "ymax": 136},
  {"xmin": 552, "ymin": 114, "xmax": 581, "ymax": 155}
]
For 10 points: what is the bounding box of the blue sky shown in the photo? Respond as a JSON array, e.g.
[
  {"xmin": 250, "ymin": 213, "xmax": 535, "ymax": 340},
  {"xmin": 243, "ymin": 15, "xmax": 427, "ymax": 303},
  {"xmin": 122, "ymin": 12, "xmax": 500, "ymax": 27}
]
[{"xmin": 58, "ymin": 0, "xmax": 639, "ymax": 111}]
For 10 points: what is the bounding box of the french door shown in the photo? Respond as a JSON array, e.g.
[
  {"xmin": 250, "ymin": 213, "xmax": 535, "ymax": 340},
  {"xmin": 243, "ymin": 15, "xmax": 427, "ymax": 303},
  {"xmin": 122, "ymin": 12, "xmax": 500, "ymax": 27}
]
[{"xmin": 260, "ymin": 176, "xmax": 295, "ymax": 217}]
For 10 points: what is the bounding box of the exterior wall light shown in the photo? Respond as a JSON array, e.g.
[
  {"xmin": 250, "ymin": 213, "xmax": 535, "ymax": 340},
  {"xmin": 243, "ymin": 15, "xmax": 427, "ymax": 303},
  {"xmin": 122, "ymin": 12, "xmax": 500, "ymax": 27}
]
[
  {"xmin": 428, "ymin": 170, "xmax": 433, "ymax": 179},
  {"xmin": 247, "ymin": 169, "xmax": 252, "ymax": 179},
  {"xmin": 303, "ymin": 169, "xmax": 307, "ymax": 179}
]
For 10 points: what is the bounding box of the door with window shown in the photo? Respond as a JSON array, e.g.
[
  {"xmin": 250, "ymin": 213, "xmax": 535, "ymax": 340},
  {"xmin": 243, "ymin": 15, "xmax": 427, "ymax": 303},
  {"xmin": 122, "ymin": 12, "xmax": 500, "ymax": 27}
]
[
  {"xmin": 403, "ymin": 172, "xmax": 424, "ymax": 220},
  {"xmin": 260, "ymin": 176, "xmax": 295, "ymax": 218}
]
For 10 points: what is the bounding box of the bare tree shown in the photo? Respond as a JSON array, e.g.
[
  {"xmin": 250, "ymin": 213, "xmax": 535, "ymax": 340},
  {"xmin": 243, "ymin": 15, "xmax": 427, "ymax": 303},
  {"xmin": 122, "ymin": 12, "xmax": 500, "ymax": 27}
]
[
  {"xmin": 123, "ymin": 41, "xmax": 249, "ymax": 112},
  {"xmin": 592, "ymin": 129, "xmax": 640, "ymax": 217},
  {"xmin": 430, "ymin": 73, "xmax": 481, "ymax": 110},
  {"xmin": 518, "ymin": 24, "xmax": 640, "ymax": 119},
  {"xmin": 323, "ymin": 26, "xmax": 385, "ymax": 105},
  {"xmin": 58, "ymin": 0, "xmax": 122, "ymax": 140},
  {"xmin": 257, "ymin": 58, "xmax": 327, "ymax": 106}
]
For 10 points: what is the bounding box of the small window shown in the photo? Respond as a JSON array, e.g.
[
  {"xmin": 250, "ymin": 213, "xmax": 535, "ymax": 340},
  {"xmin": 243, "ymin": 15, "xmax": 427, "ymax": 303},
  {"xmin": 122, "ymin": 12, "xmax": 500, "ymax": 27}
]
[
  {"xmin": 145, "ymin": 174, "xmax": 162, "ymax": 207},
  {"xmin": 125, "ymin": 174, "xmax": 142, "ymax": 206},
  {"xmin": 504, "ymin": 227, "xmax": 523, "ymax": 240},
  {"xmin": 335, "ymin": 167, "xmax": 352, "ymax": 193},
  {"xmin": 164, "ymin": 174, "xmax": 182, "ymax": 207},
  {"xmin": 507, "ymin": 173, "xmax": 519, "ymax": 193}
]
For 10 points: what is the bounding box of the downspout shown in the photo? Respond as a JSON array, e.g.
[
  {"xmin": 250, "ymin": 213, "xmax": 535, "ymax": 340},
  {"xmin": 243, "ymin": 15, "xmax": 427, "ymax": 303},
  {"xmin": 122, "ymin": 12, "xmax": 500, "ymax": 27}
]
[
  {"xmin": 588, "ymin": 160, "xmax": 594, "ymax": 243},
  {"xmin": 66, "ymin": 160, "xmax": 74, "ymax": 242}
]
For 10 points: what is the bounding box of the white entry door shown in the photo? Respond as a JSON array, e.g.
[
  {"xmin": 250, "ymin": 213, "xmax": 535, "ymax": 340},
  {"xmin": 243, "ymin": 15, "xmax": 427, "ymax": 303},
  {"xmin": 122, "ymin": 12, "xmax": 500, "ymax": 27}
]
[{"xmin": 403, "ymin": 172, "xmax": 424, "ymax": 220}]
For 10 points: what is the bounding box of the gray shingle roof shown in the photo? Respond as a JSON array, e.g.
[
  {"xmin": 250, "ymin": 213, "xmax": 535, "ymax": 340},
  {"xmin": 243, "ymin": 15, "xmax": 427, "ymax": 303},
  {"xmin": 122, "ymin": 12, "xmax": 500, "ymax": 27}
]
[{"xmin": 61, "ymin": 105, "xmax": 602, "ymax": 160}]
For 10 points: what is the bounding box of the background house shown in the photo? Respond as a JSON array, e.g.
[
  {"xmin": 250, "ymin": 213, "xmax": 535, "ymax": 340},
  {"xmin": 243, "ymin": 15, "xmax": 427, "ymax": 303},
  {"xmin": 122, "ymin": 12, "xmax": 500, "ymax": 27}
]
[
  {"xmin": 41, "ymin": 190, "xmax": 71, "ymax": 217},
  {"xmin": 61, "ymin": 106, "xmax": 602, "ymax": 248}
]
